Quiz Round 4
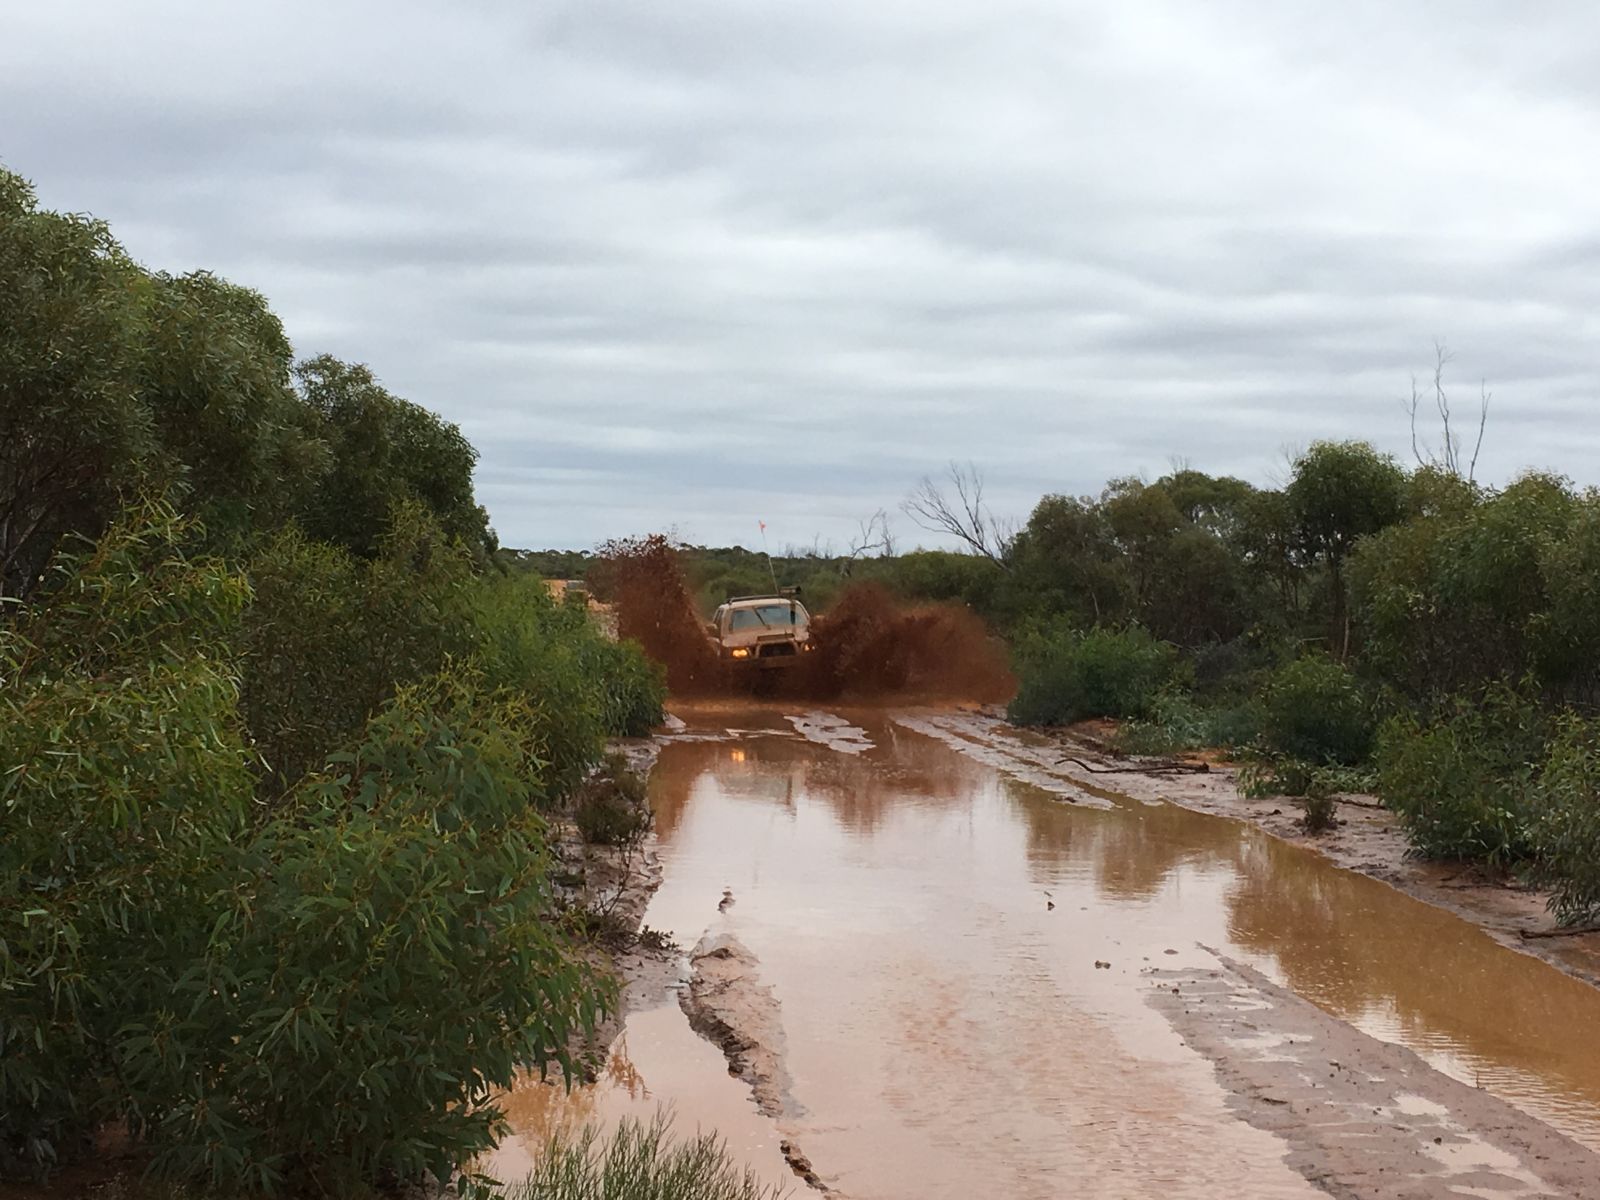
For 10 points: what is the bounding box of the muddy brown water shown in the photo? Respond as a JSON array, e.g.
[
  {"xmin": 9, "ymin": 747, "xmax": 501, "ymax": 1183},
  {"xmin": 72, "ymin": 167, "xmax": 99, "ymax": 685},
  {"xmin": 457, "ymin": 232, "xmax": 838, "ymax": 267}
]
[{"xmin": 486, "ymin": 706, "xmax": 1600, "ymax": 1198}]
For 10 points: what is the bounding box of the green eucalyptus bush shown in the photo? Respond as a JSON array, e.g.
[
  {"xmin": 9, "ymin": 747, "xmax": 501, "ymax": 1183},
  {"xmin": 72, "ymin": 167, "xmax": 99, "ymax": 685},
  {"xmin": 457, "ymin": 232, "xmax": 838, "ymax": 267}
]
[
  {"xmin": 1, "ymin": 507, "xmax": 634, "ymax": 1191},
  {"xmin": 1375, "ymin": 685, "xmax": 1547, "ymax": 865},
  {"xmin": 1115, "ymin": 691, "xmax": 1261, "ymax": 756},
  {"xmin": 240, "ymin": 502, "xmax": 475, "ymax": 795},
  {"xmin": 470, "ymin": 574, "xmax": 665, "ymax": 804},
  {"xmin": 0, "ymin": 506, "xmax": 254, "ymax": 1177},
  {"xmin": 136, "ymin": 668, "xmax": 609, "ymax": 1194},
  {"xmin": 1527, "ymin": 715, "xmax": 1600, "ymax": 926},
  {"xmin": 1258, "ymin": 656, "xmax": 1375, "ymax": 766},
  {"xmin": 1007, "ymin": 624, "xmax": 1178, "ymax": 726}
]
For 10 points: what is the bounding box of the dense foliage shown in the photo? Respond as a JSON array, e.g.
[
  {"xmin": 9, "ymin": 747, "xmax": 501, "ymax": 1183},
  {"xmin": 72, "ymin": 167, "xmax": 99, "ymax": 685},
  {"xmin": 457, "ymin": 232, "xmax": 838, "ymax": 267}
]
[
  {"xmin": 1007, "ymin": 624, "xmax": 1177, "ymax": 726},
  {"xmin": 1257, "ymin": 656, "xmax": 1375, "ymax": 767},
  {"xmin": 1375, "ymin": 687, "xmax": 1546, "ymax": 865},
  {"xmin": 1, "ymin": 165, "xmax": 666, "ymax": 1193}
]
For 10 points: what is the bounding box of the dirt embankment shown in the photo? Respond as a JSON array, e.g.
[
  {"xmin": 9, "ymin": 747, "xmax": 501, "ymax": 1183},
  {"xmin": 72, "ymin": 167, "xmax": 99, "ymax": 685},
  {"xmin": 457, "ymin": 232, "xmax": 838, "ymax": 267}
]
[
  {"xmin": 1150, "ymin": 952, "xmax": 1600, "ymax": 1199},
  {"xmin": 550, "ymin": 737, "xmax": 676, "ymax": 1075},
  {"xmin": 901, "ymin": 710, "xmax": 1600, "ymax": 990},
  {"xmin": 590, "ymin": 534, "xmax": 1012, "ymax": 704}
]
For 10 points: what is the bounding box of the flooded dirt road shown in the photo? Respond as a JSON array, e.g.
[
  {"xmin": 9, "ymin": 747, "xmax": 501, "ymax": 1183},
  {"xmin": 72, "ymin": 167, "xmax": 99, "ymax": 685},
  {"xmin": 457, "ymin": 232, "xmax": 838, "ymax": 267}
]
[{"xmin": 487, "ymin": 705, "xmax": 1600, "ymax": 1199}]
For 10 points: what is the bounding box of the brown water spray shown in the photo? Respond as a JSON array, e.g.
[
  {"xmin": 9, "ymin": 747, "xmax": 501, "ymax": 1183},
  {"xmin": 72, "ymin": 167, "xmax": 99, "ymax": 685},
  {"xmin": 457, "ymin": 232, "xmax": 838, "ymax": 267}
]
[{"xmin": 592, "ymin": 535, "xmax": 1013, "ymax": 703}]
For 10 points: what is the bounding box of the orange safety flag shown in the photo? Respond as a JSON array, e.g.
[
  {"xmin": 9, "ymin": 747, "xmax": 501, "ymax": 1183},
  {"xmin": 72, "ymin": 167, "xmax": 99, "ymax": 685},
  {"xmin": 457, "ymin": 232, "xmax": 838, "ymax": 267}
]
[{"xmin": 758, "ymin": 520, "xmax": 767, "ymax": 533}]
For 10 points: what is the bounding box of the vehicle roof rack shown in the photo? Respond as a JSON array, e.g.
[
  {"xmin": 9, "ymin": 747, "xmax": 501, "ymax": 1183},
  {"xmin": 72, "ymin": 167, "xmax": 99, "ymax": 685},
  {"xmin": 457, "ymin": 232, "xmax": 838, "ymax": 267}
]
[{"xmin": 728, "ymin": 589, "xmax": 802, "ymax": 603}]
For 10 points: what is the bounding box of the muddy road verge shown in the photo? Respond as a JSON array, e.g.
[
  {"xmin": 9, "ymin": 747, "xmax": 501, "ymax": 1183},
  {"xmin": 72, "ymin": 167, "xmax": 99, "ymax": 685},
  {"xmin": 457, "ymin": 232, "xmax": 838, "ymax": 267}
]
[{"xmin": 1150, "ymin": 951, "xmax": 1600, "ymax": 1198}]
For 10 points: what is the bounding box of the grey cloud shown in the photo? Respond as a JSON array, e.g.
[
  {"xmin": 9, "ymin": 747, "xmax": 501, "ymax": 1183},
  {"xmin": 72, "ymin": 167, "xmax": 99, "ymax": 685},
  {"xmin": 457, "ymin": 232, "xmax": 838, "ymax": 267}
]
[{"xmin": 6, "ymin": 0, "xmax": 1600, "ymax": 549}]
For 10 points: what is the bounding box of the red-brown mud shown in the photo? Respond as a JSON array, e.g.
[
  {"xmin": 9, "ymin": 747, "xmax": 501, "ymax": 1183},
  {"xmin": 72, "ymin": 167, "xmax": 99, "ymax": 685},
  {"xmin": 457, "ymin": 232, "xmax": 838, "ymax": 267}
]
[{"xmin": 593, "ymin": 535, "xmax": 1012, "ymax": 703}]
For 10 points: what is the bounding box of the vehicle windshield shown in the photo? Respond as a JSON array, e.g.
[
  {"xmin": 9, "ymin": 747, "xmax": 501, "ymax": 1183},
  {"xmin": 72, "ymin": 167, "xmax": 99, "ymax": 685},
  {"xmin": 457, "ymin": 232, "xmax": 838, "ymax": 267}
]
[{"xmin": 728, "ymin": 603, "xmax": 802, "ymax": 631}]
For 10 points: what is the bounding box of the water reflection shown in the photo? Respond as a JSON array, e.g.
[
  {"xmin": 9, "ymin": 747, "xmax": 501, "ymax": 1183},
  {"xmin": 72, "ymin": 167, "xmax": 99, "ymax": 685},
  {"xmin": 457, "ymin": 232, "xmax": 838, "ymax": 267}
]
[
  {"xmin": 503, "ymin": 706, "xmax": 1600, "ymax": 1196},
  {"xmin": 994, "ymin": 726, "xmax": 1600, "ymax": 1145}
]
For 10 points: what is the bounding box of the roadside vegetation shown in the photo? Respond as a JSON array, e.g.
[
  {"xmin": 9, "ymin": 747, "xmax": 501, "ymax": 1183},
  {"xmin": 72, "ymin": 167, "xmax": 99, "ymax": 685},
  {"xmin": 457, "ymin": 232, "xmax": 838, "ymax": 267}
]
[
  {"xmin": 0, "ymin": 166, "xmax": 671, "ymax": 1193},
  {"xmin": 924, "ymin": 451, "xmax": 1600, "ymax": 924},
  {"xmin": 533, "ymin": 424, "xmax": 1600, "ymax": 929}
]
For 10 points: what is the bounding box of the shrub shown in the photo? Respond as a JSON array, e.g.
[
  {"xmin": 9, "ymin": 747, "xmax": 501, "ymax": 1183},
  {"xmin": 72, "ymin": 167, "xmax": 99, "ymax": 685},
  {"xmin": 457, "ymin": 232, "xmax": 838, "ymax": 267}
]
[
  {"xmin": 1527, "ymin": 715, "xmax": 1600, "ymax": 926},
  {"xmin": 1375, "ymin": 685, "xmax": 1547, "ymax": 864},
  {"xmin": 471, "ymin": 575, "xmax": 666, "ymax": 803},
  {"xmin": 1258, "ymin": 656, "xmax": 1375, "ymax": 766},
  {"xmin": 1237, "ymin": 757, "xmax": 1374, "ymax": 802},
  {"xmin": 506, "ymin": 1114, "xmax": 784, "ymax": 1200},
  {"xmin": 886, "ymin": 549, "xmax": 1005, "ymax": 614},
  {"xmin": 574, "ymin": 754, "xmax": 652, "ymax": 847},
  {"xmin": 134, "ymin": 668, "xmax": 609, "ymax": 1194},
  {"xmin": 241, "ymin": 503, "xmax": 474, "ymax": 794},
  {"xmin": 3, "ymin": 509, "xmax": 637, "ymax": 1192},
  {"xmin": 578, "ymin": 633, "xmax": 668, "ymax": 739},
  {"xmin": 1115, "ymin": 692, "xmax": 1261, "ymax": 756},
  {"xmin": 0, "ymin": 506, "xmax": 253, "ymax": 1178},
  {"xmin": 1007, "ymin": 624, "xmax": 1178, "ymax": 726},
  {"xmin": 1298, "ymin": 777, "xmax": 1338, "ymax": 833}
]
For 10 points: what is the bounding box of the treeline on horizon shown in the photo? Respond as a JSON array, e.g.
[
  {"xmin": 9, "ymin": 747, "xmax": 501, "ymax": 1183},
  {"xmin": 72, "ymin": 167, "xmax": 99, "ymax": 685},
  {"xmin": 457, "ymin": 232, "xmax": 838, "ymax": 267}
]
[{"xmin": 1, "ymin": 165, "xmax": 668, "ymax": 1193}]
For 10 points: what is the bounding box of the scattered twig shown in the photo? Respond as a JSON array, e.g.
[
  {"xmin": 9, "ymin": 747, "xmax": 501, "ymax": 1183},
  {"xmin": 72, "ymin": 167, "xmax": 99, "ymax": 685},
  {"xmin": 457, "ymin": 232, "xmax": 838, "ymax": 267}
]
[
  {"xmin": 1057, "ymin": 755, "xmax": 1209, "ymax": 776},
  {"xmin": 1518, "ymin": 924, "xmax": 1600, "ymax": 941},
  {"xmin": 1334, "ymin": 796, "xmax": 1386, "ymax": 811}
]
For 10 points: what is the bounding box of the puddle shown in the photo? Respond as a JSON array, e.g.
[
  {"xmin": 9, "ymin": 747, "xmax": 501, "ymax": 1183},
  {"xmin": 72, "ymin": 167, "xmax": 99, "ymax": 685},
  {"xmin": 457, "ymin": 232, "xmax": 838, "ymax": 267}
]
[
  {"xmin": 484, "ymin": 1002, "xmax": 794, "ymax": 1189},
  {"xmin": 489, "ymin": 705, "xmax": 1600, "ymax": 1198}
]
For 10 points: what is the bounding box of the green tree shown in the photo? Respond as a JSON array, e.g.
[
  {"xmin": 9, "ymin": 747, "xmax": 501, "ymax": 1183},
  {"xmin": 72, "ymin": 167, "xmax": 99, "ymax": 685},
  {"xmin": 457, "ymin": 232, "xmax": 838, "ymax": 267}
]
[
  {"xmin": 1008, "ymin": 493, "xmax": 1132, "ymax": 627},
  {"xmin": 1286, "ymin": 440, "xmax": 1407, "ymax": 658},
  {"xmin": 139, "ymin": 669, "xmax": 607, "ymax": 1194},
  {"xmin": 1259, "ymin": 655, "xmax": 1375, "ymax": 766},
  {"xmin": 141, "ymin": 271, "xmax": 329, "ymax": 548},
  {"xmin": 0, "ymin": 168, "xmax": 152, "ymax": 596},
  {"xmin": 241, "ymin": 504, "xmax": 475, "ymax": 795},
  {"xmin": 293, "ymin": 354, "xmax": 493, "ymax": 559},
  {"xmin": 1353, "ymin": 473, "xmax": 1581, "ymax": 704}
]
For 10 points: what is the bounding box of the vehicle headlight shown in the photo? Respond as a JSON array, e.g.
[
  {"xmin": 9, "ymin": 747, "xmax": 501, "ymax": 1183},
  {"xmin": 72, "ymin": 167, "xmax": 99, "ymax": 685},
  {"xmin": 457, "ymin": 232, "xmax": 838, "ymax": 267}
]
[{"xmin": 730, "ymin": 647, "xmax": 751, "ymax": 659}]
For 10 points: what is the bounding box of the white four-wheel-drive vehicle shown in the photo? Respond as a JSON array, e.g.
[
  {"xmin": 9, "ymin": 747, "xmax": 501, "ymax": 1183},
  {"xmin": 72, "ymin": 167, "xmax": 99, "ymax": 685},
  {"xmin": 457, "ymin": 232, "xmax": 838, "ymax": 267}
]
[{"xmin": 708, "ymin": 590, "xmax": 815, "ymax": 668}]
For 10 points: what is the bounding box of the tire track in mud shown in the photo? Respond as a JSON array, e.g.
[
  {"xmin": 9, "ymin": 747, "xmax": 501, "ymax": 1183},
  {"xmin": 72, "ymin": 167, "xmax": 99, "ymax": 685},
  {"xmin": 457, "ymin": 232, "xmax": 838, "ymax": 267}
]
[
  {"xmin": 785, "ymin": 711, "xmax": 874, "ymax": 755},
  {"xmin": 891, "ymin": 712, "xmax": 1116, "ymax": 807},
  {"xmin": 681, "ymin": 931, "xmax": 838, "ymax": 1194}
]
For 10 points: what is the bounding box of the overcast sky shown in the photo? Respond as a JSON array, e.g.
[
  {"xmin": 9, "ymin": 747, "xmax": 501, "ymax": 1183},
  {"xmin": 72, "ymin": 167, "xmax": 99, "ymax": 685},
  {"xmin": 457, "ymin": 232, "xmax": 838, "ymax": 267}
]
[{"xmin": 6, "ymin": 2, "xmax": 1600, "ymax": 551}]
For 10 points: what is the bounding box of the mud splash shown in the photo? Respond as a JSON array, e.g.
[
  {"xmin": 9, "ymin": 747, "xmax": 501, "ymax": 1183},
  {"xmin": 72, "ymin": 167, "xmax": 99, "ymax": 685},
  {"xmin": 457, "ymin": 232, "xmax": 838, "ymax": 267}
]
[{"xmin": 591, "ymin": 535, "xmax": 1012, "ymax": 703}]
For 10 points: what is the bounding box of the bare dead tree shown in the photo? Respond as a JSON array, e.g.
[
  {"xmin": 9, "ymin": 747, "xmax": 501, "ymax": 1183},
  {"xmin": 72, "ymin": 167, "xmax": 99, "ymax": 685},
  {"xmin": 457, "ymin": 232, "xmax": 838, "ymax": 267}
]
[
  {"xmin": 841, "ymin": 509, "xmax": 895, "ymax": 576},
  {"xmin": 1404, "ymin": 341, "xmax": 1491, "ymax": 482},
  {"xmin": 848, "ymin": 509, "xmax": 893, "ymax": 558},
  {"xmin": 901, "ymin": 462, "xmax": 1016, "ymax": 567}
]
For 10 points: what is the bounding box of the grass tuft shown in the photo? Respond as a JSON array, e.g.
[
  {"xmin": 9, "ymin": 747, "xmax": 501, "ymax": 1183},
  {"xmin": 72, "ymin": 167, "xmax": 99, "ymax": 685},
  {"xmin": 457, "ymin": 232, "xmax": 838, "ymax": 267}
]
[{"xmin": 500, "ymin": 1113, "xmax": 787, "ymax": 1200}]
